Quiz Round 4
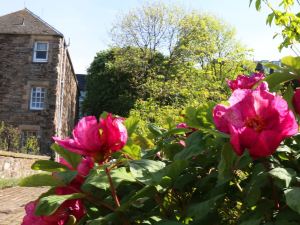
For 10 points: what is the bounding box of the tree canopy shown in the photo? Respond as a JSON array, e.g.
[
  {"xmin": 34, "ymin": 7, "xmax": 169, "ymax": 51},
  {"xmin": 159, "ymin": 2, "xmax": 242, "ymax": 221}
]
[{"xmin": 83, "ymin": 3, "xmax": 255, "ymax": 121}]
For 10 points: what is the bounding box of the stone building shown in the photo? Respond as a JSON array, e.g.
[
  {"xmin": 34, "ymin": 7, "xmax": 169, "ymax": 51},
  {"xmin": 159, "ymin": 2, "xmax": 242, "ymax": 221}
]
[{"xmin": 0, "ymin": 8, "xmax": 78, "ymax": 154}]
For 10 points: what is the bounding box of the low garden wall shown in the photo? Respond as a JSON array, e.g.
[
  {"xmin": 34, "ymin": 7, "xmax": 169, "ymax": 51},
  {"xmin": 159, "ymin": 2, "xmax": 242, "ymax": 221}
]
[{"xmin": 0, "ymin": 150, "xmax": 50, "ymax": 179}]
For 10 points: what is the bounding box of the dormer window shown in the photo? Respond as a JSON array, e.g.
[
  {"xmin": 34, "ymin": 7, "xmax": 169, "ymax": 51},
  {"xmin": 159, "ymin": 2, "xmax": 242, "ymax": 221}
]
[{"xmin": 33, "ymin": 42, "xmax": 48, "ymax": 62}]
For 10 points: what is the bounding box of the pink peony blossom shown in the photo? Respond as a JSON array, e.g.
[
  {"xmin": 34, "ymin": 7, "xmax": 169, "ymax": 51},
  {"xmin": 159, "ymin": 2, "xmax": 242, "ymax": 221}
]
[
  {"xmin": 227, "ymin": 72, "xmax": 265, "ymax": 91},
  {"xmin": 293, "ymin": 88, "xmax": 300, "ymax": 115},
  {"xmin": 53, "ymin": 114, "xmax": 127, "ymax": 162},
  {"xmin": 22, "ymin": 187, "xmax": 85, "ymax": 225},
  {"xmin": 213, "ymin": 82, "xmax": 298, "ymax": 158}
]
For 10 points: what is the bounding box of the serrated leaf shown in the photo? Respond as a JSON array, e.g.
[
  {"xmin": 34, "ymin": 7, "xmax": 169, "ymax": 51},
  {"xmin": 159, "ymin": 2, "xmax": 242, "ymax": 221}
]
[
  {"xmin": 19, "ymin": 174, "xmax": 64, "ymax": 187},
  {"xmin": 35, "ymin": 193, "xmax": 85, "ymax": 216},
  {"xmin": 31, "ymin": 160, "xmax": 69, "ymax": 172},
  {"xmin": 51, "ymin": 143, "xmax": 81, "ymax": 169}
]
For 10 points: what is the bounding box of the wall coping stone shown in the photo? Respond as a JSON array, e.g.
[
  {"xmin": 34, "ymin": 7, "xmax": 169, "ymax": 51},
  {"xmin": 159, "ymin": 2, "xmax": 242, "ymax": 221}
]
[{"xmin": 0, "ymin": 150, "xmax": 50, "ymax": 160}]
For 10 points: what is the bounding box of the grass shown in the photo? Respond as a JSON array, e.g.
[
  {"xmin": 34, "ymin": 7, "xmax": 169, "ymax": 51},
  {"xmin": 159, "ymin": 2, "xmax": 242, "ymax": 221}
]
[{"xmin": 0, "ymin": 178, "xmax": 21, "ymax": 189}]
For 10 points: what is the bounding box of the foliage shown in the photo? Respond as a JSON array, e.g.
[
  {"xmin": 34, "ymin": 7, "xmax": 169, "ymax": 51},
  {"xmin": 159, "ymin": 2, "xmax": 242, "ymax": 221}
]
[
  {"xmin": 250, "ymin": 0, "xmax": 300, "ymax": 50},
  {"xmin": 22, "ymin": 2, "xmax": 300, "ymax": 225},
  {"xmin": 0, "ymin": 178, "xmax": 20, "ymax": 189},
  {"xmin": 21, "ymin": 56, "xmax": 300, "ymax": 225},
  {"xmin": 0, "ymin": 121, "xmax": 20, "ymax": 151},
  {"xmin": 84, "ymin": 3, "xmax": 254, "ymax": 120},
  {"xmin": 0, "ymin": 121, "xmax": 40, "ymax": 154}
]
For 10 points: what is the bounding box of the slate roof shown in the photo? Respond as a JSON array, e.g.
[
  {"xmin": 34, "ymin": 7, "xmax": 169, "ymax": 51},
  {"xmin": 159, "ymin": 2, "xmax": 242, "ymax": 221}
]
[
  {"xmin": 76, "ymin": 74, "xmax": 87, "ymax": 92},
  {"xmin": 0, "ymin": 8, "xmax": 63, "ymax": 36}
]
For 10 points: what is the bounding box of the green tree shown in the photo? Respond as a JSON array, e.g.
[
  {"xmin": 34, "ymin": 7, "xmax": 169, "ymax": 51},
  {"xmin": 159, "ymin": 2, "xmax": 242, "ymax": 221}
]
[{"xmin": 84, "ymin": 3, "xmax": 254, "ymax": 121}]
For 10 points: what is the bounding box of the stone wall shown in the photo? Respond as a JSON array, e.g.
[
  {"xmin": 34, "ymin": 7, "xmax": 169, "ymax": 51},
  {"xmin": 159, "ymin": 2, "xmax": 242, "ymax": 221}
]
[
  {"xmin": 0, "ymin": 150, "xmax": 49, "ymax": 179},
  {"xmin": 54, "ymin": 39, "xmax": 78, "ymax": 138}
]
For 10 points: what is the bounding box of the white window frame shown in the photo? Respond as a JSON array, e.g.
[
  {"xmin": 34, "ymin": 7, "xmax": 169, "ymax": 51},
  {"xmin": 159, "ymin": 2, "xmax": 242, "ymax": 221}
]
[
  {"xmin": 30, "ymin": 87, "xmax": 46, "ymax": 110},
  {"xmin": 33, "ymin": 41, "xmax": 49, "ymax": 62}
]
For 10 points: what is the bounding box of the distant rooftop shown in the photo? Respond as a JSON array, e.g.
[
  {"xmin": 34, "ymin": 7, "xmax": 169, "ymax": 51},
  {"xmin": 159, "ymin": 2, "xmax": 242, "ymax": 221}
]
[{"xmin": 0, "ymin": 8, "xmax": 63, "ymax": 36}]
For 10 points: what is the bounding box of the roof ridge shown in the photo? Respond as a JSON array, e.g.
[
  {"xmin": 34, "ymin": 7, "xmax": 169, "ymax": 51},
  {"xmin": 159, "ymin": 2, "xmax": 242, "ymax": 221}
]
[{"xmin": 23, "ymin": 8, "xmax": 63, "ymax": 37}]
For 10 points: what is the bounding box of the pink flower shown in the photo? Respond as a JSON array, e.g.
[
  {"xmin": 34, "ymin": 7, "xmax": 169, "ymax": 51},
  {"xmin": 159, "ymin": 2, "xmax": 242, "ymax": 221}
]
[
  {"xmin": 213, "ymin": 83, "xmax": 298, "ymax": 158},
  {"xmin": 22, "ymin": 187, "xmax": 85, "ymax": 225},
  {"xmin": 176, "ymin": 123, "xmax": 189, "ymax": 129},
  {"xmin": 53, "ymin": 114, "xmax": 127, "ymax": 162},
  {"xmin": 293, "ymin": 88, "xmax": 300, "ymax": 115},
  {"xmin": 227, "ymin": 72, "xmax": 265, "ymax": 91}
]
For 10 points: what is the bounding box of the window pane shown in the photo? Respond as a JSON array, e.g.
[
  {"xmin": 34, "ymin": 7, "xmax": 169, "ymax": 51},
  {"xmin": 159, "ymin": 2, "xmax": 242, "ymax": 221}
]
[
  {"xmin": 36, "ymin": 43, "xmax": 47, "ymax": 51},
  {"xmin": 31, "ymin": 87, "xmax": 46, "ymax": 110},
  {"xmin": 36, "ymin": 51, "xmax": 47, "ymax": 59}
]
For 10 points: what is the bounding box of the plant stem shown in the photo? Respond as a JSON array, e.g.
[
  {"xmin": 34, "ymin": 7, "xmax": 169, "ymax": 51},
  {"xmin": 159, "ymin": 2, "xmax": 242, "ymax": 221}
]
[{"xmin": 105, "ymin": 167, "xmax": 121, "ymax": 207}]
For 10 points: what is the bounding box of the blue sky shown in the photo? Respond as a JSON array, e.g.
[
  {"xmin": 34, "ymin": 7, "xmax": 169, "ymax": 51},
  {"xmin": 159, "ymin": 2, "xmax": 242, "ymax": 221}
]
[{"xmin": 0, "ymin": 0, "xmax": 295, "ymax": 73}]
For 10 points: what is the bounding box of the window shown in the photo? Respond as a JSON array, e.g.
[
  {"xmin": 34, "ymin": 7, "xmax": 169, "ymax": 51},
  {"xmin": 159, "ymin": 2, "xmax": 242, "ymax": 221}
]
[
  {"xmin": 30, "ymin": 87, "xmax": 46, "ymax": 110},
  {"xmin": 21, "ymin": 130, "xmax": 38, "ymax": 146},
  {"xmin": 33, "ymin": 42, "xmax": 48, "ymax": 62},
  {"xmin": 20, "ymin": 130, "xmax": 40, "ymax": 154}
]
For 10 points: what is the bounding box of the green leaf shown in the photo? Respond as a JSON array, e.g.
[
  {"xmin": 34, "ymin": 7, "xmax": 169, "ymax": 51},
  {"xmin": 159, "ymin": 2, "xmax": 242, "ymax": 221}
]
[
  {"xmin": 82, "ymin": 167, "xmax": 136, "ymax": 191},
  {"xmin": 51, "ymin": 143, "xmax": 81, "ymax": 169},
  {"xmin": 217, "ymin": 143, "xmax": 237, "ymax": 184},
  {"xmin": 153, "ymin": 160, "xmax": 188, "ymax": 184},
  {"xmin": 53, "ymin": 171, "xmax": 78, "ymax": 185},
  {"xmin": 255, "ymin": 0, "xmax": 261, "ymax": 11},
  {"xmin": 281, "ymin": 56, "xmax": 300, "ymax": 72},
  {"xmin": 187, "ymin": 194, "xmax": 224, "ymax": 221},
  {"xmin": 124, "ymin": 117, "xmax": 139, "ymax": 137},
  {"xmin": 35, "ymin": 193, "xmax": 85, "ymax": 216},
  {"xmin": 269, "ymin": 167, "xmax": 296, "ymax": 188},
  {"xmin": 266, "ymin": 13, "xmax": 275, "ymax": 26},
  {"xmin": 246, "ymin": 185, "xmax": 261, "ymax": 207},
  {"xmin": 285, "ymin": 187, "xmax": 300, "ymax": 214},
  {"xmin": 155, "ymin": 221, "xmax": 183, "ymax": 225},
  {"xmin": 148, "ymin": 124, "xmax": 163, "ymax": 137},
  {"xmin": 164, "ymin": 128, "xmax": 191, "ymax": 136},
  {"xmin": 31, "ymin": 160, "xmax": 69, "ymax": 172},
  {"xmin": 174, "ymin": 131, "xmax": 205, "ymax": 160},
  {"xmin": 19, "ymin": 174, "xmax": 64, "ymax": 187},
  {"xmin": 118, "ymin": 185, "xmax": 157, "ymax": 211},
  {"xmin": 122, "ymin": 144, "xmax": 141, "ymax": 160},
  {"xmin": 239, "ymin": 218, "xmax": 262, "ymax": 225},
  {"xmin": 129, "ymin": 159, "xmax": 165, "ymax": 185},
  {"xmin": 283, "ymin": 84, "xmax": 295, "ymax": 112},
  {"xmin": 87, "ymin": 213, "xmax": 120, "ymax": 225},
  {"xmin": 265, "ymin": 71, "xmax": 300, "ymax": 90}
]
